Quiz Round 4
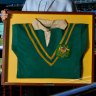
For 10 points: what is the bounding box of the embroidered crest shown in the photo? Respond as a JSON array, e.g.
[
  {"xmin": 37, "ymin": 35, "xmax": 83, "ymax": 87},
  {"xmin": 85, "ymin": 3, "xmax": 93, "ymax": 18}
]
[{"xmin": 56, "ymin": 44, "xmax": 70, "ymax": 58}]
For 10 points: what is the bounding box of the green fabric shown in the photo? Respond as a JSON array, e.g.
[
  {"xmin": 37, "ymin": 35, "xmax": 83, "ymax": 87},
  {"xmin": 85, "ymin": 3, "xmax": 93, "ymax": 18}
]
[{"xmin": 12, "ymin": 23, "xmax": 88, "ymax": 79}]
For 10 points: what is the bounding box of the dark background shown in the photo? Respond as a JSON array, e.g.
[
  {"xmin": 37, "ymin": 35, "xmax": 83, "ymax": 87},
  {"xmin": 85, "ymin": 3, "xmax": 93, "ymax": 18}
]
[{"xmin": 0, "ymin": 0, "xmax": 24, "ymax": 4}]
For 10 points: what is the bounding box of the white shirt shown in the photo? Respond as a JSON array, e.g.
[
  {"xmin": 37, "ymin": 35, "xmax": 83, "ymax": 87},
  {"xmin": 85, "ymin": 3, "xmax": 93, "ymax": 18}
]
[{"xmin": 22, "ymin": 0, "xmax": 76, "ymax": 12}]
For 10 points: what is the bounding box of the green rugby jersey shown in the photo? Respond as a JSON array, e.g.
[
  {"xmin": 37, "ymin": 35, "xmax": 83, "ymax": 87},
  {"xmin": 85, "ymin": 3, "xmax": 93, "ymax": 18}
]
[{"xmin": 12, "ymin": 20, "xmax": 88, "ymax": 79}]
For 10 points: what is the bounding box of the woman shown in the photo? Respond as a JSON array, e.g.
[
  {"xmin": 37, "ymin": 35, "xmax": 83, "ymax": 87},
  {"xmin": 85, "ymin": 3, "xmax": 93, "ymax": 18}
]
[
  {"xmin": 1, "ymin": 0, "xmax": 76, "ymax": 21},
  {"xmin": 1, "ymin": 0, "xmax": 77, "ymax": 96}
]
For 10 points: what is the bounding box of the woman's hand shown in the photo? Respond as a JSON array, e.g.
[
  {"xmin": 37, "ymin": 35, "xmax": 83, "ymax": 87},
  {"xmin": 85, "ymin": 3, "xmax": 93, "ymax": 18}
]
[{"xmin": 1, "ymin": 9, "xmax": 8, "ymax": 21}]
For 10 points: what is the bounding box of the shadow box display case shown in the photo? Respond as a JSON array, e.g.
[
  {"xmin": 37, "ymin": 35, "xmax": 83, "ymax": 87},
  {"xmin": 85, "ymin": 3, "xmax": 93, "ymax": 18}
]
[{"xmin": 1, "ymin": 11, "xmax": 94, "ymax": 85}]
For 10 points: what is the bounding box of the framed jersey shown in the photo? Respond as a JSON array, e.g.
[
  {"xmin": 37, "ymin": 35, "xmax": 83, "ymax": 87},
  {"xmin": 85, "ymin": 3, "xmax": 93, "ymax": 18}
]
[{"xmin": 1, "ymin": 11, "xmax": 94, "ymax": 85}]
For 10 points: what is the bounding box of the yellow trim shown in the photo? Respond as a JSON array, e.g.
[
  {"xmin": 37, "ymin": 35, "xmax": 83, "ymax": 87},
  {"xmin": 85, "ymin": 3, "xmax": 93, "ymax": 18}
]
[
  {"xmin": 29, "ymin": 23, "xmax": 70, "ymax": 60},
  {"xmin": 23, "ymin": 24, "xmax": 75, "ymax": 66},
  {"xmin": 65, "ymin": 24, "xmax": 75, "ymax": 45},
  {"xmin": 23, "ymin": 24, "xmax": 58, "ymax": 66}
]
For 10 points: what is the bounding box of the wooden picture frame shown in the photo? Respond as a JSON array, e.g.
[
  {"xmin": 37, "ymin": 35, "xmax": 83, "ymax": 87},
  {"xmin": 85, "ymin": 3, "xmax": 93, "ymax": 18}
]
[{"xmin": 1, "ymin": 11, "xmax": 95, "ymax": 85}]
